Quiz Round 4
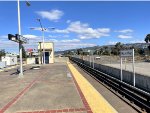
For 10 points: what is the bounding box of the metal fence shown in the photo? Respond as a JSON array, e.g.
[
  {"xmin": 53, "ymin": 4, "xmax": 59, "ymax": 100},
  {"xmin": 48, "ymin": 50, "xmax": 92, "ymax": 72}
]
[{"xmin": 72, "ymin": 54, "xmax": 150, "ymax": 77}]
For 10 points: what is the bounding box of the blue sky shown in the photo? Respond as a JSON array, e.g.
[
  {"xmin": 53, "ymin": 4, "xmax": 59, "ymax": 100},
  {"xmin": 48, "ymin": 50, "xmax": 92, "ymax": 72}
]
[{"xmin": 0, "ymin": 1, "xmax": 150, "ymax": 53}]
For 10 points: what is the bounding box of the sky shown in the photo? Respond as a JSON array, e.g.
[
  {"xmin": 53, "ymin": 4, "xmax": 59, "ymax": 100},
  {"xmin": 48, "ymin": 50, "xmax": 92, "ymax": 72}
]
[{"xmin": 0, "ymin": 1, "xmax": 150, "ymax": 53}]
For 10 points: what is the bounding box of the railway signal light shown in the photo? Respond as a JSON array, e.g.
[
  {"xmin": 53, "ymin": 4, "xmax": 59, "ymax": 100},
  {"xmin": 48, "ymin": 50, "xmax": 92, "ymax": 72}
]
[
  {"xmin": 8, "ymin": 34, "xmax": 29, "ymax": 44},
  {"xmin": 8, "ymin": 34, "xmax": 18, "ymax": 42}
]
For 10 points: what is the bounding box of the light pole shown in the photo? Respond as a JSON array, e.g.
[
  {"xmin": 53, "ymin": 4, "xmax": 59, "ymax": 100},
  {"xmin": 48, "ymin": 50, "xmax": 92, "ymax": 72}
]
[
  {"xmin": 31, "ymin": 20, "xmax": 55, "ymax": 64},
  {"xmin": 36, "ymin": 18, "xmax": 45, "ymax": 64},
  {"xmin": 17, "ymin": 0, "xmax": 30, "ymax": 77}
]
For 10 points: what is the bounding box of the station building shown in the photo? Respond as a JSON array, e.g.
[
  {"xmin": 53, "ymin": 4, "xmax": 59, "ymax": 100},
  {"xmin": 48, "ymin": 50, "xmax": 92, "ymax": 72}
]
[{"xmin": 38, "ymin": 42, "xmax": 54, "ymax": 64}]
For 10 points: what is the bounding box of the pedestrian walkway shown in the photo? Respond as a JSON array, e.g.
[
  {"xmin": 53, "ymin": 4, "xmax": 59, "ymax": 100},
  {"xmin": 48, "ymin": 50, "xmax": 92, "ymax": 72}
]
[
  {"xmin": 0, "ymin": 63, "xmax": 91, "ymax": 113},
  {"xmin": 0, "ymin": 61, "xmax": 117, "ymax": 113}
]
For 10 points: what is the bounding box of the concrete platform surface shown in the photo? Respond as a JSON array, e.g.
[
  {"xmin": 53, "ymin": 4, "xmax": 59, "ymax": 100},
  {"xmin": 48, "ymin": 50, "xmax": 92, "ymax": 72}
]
[{"xmin": 0, "ymin": 63, "xmax": 91, "ymax": 113}]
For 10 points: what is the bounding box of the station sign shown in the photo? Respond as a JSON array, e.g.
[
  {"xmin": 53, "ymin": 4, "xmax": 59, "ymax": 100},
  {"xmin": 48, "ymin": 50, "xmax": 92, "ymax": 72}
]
[
  {"xmin": 120, "ymin": 50, "xmax": 133, "ymax": 57},
  {"xmin": 16, "ymin": 34, "xmax": 29, "ymax": 44},
  {"xmin": 120, "ymin": 49, "xmax": 135, "ymax": 86}
]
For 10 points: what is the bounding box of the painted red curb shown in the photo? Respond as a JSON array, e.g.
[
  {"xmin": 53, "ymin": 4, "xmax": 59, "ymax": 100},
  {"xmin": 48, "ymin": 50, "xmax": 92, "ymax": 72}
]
[
  {"xmin": 69, "ymin": 67, "xmax": 93, "ymax": 113},
  {"xmin": 16, "ymin": 107, "xmax": 89, "ymax": 113}
]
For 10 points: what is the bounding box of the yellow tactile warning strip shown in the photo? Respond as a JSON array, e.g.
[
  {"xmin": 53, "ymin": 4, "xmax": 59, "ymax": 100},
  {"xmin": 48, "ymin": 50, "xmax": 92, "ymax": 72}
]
[{"xmin": 67, "ymin": 62, "xmax": 118, "ymax": 113}]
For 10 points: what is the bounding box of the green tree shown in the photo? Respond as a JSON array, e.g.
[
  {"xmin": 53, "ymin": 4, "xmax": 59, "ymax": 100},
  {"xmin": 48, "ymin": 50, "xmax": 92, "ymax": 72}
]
[
  {"xmin": 115, "ymin": 42, "xmax": 123, "ymax": 50},
  {"xmin": 145, "ymin": 34, "xmax": 150, "ymax": 43},
  {"xmin": 114, "ymin": 42, "xmax": 123, "ymax": 55},
  {"xmin": 77, "ymin": 49, "xmax": 83, "ymax": 55},
  {"xmin": 145, "ymin": 34, "xmax": 150, "ymax": 52},
  {"xmin": 111, "ymin": 47, "xmax": 118, "ymax": 55},
  {"xmin": 0, "ymin": 49, "xmax": 5, "ymax": 60},
  {"xmin": 99, "ymin": 48, "xmax": 104, "ymax": 55},
  {"xmin": 22, "ymin": 45, "xmax": 27, "ymax": 58}
]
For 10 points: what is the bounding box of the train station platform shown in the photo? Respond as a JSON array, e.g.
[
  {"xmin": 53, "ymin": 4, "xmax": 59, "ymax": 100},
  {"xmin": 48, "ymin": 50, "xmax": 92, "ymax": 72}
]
[{"xmin": 0, "ymin": 61, "xmax": 117, "ymax": 113}]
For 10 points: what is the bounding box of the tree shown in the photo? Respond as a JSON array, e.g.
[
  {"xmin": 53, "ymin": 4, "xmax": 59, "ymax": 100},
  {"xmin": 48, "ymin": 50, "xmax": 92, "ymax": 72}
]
[
  {"xmin": 115, "ymin": 42, "xmax": 123, "ymax": 50},
  {"xmin": 145, "ymin": 34, "xmax": 150, "ymax": 43},
  {"xmin": 113, "ymin": 42, "xmax": 124, "ymax": 55},
  {"xmin": 111, "ymin": 47, "xmax": 118, "ymax": 55},
  {"xmin": 145, "ymin": 34, "xmax": 150, "ymax": 53},
  {"xmin": 22, "ymin": 45, "xmax": 27, "ymax": 58},
  {"xmin": 137, "ymin": 48, "xmax": 144, "ymax": 55},
  {"xmin": 77, "ymin": 49, "xmax": 83, "ymax": 55},
  {"xmin": 0, "ymin": 49, "xmax": 5, "ymax": 60}
]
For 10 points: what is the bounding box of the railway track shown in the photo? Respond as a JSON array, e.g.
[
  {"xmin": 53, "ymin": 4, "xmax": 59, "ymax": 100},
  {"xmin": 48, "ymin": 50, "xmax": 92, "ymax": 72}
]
[{"xmin": 70, "ymin": 57, "xmax": 150, "ymax": 113}]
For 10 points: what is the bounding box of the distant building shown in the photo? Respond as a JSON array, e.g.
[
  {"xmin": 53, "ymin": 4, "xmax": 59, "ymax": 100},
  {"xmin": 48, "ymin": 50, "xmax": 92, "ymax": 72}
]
[
  {"xmin": 26, "ymin": 48, "xmax": 39, "ymax": 57},
  {"xmin": 2, "ymin": 54, "xmax": 17, "ymax": 66}
]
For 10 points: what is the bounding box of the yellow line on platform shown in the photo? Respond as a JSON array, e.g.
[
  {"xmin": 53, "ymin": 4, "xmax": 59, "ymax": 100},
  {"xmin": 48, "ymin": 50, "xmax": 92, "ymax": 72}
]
[{"xmin": 67, "ymin": 62, "xmax": 118, "ymax": 113}]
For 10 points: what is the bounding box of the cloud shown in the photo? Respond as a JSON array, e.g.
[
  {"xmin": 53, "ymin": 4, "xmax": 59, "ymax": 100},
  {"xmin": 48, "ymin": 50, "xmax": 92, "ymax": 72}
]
[
  {"xmin": 0, "ymin": 40, "xmax": 18, "ymax": 49},
  {"xmin": 36, "ymin": 9, "xmax": 64, "ymax": 22},
  {"xmin": 66, "ymin": 20, "xmax": 71, "ymax": 23},
  {"xmin": 0, "ymin": 35, "xmax": 17, "ymax": 48},
  {"xmin": 0, "ymin": 35, "xmax": 8, "ymax": 39},
  {"xmin": 21, "ymin": 35, "xmax": 43, "ymax": 49},
  {"xmin": 63, "ymin": 35, "xmax": 69, "ymax": 38},
  {"xmin": 108, "ymin": 41, "xmax": 118, "ymax": 45},
  {"xmin": 30, "ymin": 21, "xmax": 110, "ymax": 40},
  {"xmin": 48, "ymin": 38, "xmax": 95, "ymax": 50},
  {"xmin": 52, "ymin": 29, "xmax": 69, "ymax": 33},
  {"xmin": 129, "ymin": 40, "xmax": 145, "ymax": 43},
  {"xmin": 48, "ymin": 35, "xmax": 69, "ymax": 38},
  {"xmin": 0, "ymin": 35, "xmax": 9, "ymax": 42},
  {"xmin": 23, "ymin": 34, "xmax": 40, "ymax": 39},
  {"xmin": 55, "ymin": 43, "xmax": 96, "ymax": 50},
  {"xmin": 49, "ymin": 39, "xmax": 58, "ymax": 42},
  {"xmin": 115, "ymin": 29, "xmax": 133, "ymax": 33},
  {"xmin": 49, "ymin": 38, "xmax": 80, "ymax": 43},
  {"xmin": 51, "ymin": 21, "xmax": 110, "ymax": 40},
  {"xmin": 61, "ymin": 39, "xmax": 80, "ymax": 43},
  {"xmin": 118, "ymin": 35, "xmax": 133, "ymax": 39}
]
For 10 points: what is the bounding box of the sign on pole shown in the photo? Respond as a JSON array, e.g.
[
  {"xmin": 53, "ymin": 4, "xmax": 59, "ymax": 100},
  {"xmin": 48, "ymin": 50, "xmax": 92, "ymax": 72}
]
[
  {"xmin": 120, "ymin": 49, "xmax": 135, "ymax": 86},
  {"xmin": 132, "ymin": 49, "xmax": 135, "ymax": 86},
  {"xmin": 120, "ymin": 50, "xmax": 133, "ymax": 57},
  {"xmin": 16, "ymin": 34, "xmax": 29, "ymax": 44}
]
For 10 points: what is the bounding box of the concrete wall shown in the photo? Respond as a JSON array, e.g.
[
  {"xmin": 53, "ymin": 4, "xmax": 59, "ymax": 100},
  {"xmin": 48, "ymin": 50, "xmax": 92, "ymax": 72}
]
[
  {"xmin": 55, "ymin": 57, "xmax": 69, "ymax": 63},
  {"xmin": 71, "ymin": 57, "xmax": 150, "ymax": 93},
  {"xmin": 26, "ymin": 58, "xmax": 35, "ymax": 64}
]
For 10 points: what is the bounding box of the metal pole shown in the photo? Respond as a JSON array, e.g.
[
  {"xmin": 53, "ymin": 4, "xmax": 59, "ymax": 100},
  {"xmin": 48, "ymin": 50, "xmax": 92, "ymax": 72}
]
[
  {"xmin": 120, "ymin": 57, "xmax": 122, "ymax": 81},
  {"xmin": 133, "ymin": 49, "xmax": 135, "ymax": 86},
  {"xmin": 18, "ymin": 0, "xmax": 23, "ymax": 77},
  {"xmin": 42, "ymin": 30, "xmax": 45, "ymax": 64},
  {"xmin": 37, "ymin": 19, "xmax": 45, "ymax": 64},
  {"xmin": 90, "ymin": 55, "xmax": 91, "ymax": 67},
  {"xmin": 39, "ymin": 42, "xmax": 42, "ymax": 64},
  {"xmin": 92, "ymin": 52, "xmax": 94, "ymax": 69},
  {"xmin": 125, "ymin": 57, "xmax": 127, "ymax": 70}
]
